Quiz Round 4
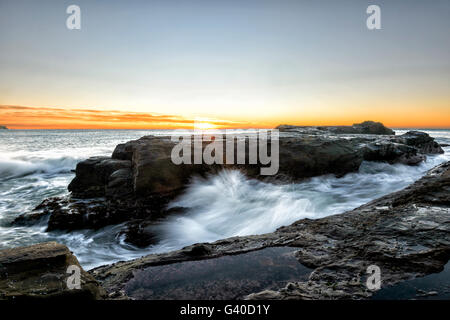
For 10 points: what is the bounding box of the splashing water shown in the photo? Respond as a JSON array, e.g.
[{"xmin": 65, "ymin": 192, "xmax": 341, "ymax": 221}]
[{"xmin": 151, "ymin": 151, "xmax": 449, "ymax": 252}]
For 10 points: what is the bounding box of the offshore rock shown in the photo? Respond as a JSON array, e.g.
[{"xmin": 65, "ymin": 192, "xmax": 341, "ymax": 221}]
[{"xmin": 276, "ymin": 120, "xmax": 395, "ymax": 135}]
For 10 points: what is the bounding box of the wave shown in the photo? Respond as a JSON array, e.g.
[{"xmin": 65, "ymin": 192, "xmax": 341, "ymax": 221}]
[
  {"xmin": 152, "ymin": 153, "xmax": 450, "ymax": 253},
  {"xmin": 0, "ymin": 156, "xmax": 79, "ymax": 179},
  {"xmin": 0, "ymin": 142, "xmax": 116, "ymax": 180}
]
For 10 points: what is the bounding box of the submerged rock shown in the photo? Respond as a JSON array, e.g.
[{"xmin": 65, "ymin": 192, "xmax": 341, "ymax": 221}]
[
  {"xmin": 91, "ymin": 161, "xmax": 450, "ymax": 300},
  {"xmin": 0, "ymin": 242, "xmax": 106, "ymax": 299}
]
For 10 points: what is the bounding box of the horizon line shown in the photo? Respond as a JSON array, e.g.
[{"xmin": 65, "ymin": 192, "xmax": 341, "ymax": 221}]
[
  {"xmin": 1, "ymin": 104, "xmax": 449, "ymax": 130},
  {"xmin": 2, "ymin": 126, "xmax": 450, "ymax": 130}
]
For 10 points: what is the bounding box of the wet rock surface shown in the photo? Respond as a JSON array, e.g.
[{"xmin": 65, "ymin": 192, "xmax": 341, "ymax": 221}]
[
  {"xmin": 68, "ymin": 156, "xmax": 132, "ymax": 198},
  {"xmin": 372, "ymin": 261, "xmax": 450, "ymax": 300},
  {"xmin": 123, "ymin": 247, "xmax": 311, "ymax": 300},
  {"xmin": 0, "ymin": 242, "xmax": 106, "ymax": 299},
  {"xmin": 91, "ymin": 161, "xmax": 450, "ymax": 300}
]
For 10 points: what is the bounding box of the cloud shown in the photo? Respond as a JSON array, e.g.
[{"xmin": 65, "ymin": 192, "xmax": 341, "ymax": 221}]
[{"xmin": 0, "ymin": 105, "xmax": 253, "ymax": 129}]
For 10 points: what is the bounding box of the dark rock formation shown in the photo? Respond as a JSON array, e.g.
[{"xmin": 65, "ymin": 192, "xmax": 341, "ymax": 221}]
[
  {"xmin": 14, "ymin": 123, "xmax": 443, "ymax": 246},
  {"xmin": 362, "ymin": 141, "xmax": 426, "ymax": 165},
  {"xmin": 0, "ymin": 125, "xmax": 7, "ymax": 130},
  {"xmin": 91, "ymin": 161, "xmax": 450, "ymax": 300},
  {"xmin": 68, "ymin": 156, "xmax": 132, "ymax": 198},
  {"xmin": 277, "ymin": 120, "xmax": 395, "ymax": 135},
  {"xmin": 0, "ymin": 242, "xmax": 106, "ymax": 299},
  {"xmin": 391, "ymin": 130, "xmax": 443, "ymax": 154},
  {"xmin": 13, "ymin": 194, "xmax": 175, "ymax": 234}
]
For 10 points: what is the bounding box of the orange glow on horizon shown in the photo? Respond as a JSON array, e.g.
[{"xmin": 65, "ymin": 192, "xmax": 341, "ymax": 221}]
[
  {"xmin": 0, "ymin": 105, "xmax": 449, "ymax": 130},
  {"xmin": 0, "ymin": 105, "xmax": 265, "ymax": 130}
]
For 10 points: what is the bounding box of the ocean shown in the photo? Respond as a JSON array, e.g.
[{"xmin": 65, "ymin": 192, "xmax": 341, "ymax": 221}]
[{"xmin": 0, "ymin": 129, "xmax": 449, "ymax": 270}]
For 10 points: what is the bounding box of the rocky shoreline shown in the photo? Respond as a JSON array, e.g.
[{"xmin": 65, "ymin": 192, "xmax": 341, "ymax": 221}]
[
  {"xmin": 1, "ymin": 121, "xmax": 449, "ymax": 299},
  {"xmin": 89, "ymin": 160, "xmax": 450, "ymax": 299},
  {"xmin": 2, "ymin": 159, "xmax": 447, "ymax": 299},
  {"xmin": 13, "ymin": 122, "xmax": 444, "ymax": 248}
]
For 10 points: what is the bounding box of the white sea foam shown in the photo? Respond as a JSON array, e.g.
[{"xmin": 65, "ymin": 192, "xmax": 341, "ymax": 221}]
[
  {"xmin": 149, "ymin": 150, "xmax": 450, "ymax": 254},
  {"xmin": 0, "ymin": 156, "xmax": 78, "ymax": 179}
]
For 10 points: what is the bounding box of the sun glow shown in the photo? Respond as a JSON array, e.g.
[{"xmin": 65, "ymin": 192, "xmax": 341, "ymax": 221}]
[{"xmin": 193, "ymin": 119, "xmax": 217, "ymax": 130}]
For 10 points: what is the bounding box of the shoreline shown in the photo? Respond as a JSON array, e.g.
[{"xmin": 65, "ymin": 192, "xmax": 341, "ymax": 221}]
[
  {"xmin": 0, "ymin": 123, "xmax": 449, "ymax": 299},
  {"xmin": 90, "ymin": 160, "xmax": 450, "ymax": 300}
]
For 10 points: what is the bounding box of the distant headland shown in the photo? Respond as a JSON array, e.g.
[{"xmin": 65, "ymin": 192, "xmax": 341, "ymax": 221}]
[{"xmin": 0, "ymin": 125, "xmax": 8, "ymax": 130}]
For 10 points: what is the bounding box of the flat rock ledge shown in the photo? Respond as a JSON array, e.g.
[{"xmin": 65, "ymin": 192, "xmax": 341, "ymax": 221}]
[
  {"xmin": 276, "ymin": 120, "xmax": 395, "ymax": 135},
  {"xmin": 91, "ymin": 161, "xmax": 450, "ymax": 300},
  {"xmin": 0, "ymin": 242, "xmax": 106, "ymax": 299}
]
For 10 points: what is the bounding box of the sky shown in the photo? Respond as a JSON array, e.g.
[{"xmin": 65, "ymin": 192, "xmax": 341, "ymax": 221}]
[{"xmin": 0, "ymin": 0, "xmax": 449, "ymax": 129}]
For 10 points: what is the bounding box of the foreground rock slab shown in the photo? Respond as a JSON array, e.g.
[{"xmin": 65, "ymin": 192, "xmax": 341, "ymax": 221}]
[
  {"xmin": 92, "ymin": 161, "xmax": 450, "ymax": 300},
  {"xmin": 0, "ymin": 242, "xmax": 106, "ymax": 299}
]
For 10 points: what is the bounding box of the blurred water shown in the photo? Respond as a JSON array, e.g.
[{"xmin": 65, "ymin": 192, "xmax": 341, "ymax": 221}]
[{"xmin": 0, "ymin": 129, "xmax": 449, "ymax": 269}]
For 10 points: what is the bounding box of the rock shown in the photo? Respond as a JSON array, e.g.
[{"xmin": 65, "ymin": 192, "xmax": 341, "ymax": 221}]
[
  {"xmin": 118, "ymin": 219, "xmax": 161, "ymax": 248},
  {"xmin": 362, "ymin": 141, "xmax": 425, "ymax": 165},
  {"xmin": 91, "ymin": 161, "xmax": 450, "ymax": 300},
  {"xmin": 130, "ymin": 136, "xmax": 199, "ymax": 195},
  {"xmin": 106, "ymin": 168, "xmax": 133, "ymax": 197},
  {"xmin": 391, "ymin": 131, "xmax": 444, "ymax": 154},
  {"xmin": 278, "ymin": 136, "xmax": 365, "ymax": 178},
  {"xmin": 277, "ymin": 121, "xmax": 395, "ymax": 135},
  {"xmin": 111, "ymin": 142, "xmax": 133, "ymax": 161},
  {"xmin": 126, "ymin": 135, "xmax": 365, "ymax": 195},
  {"xmin": 0, "ymin": 125, "xmax": 7, "ymax": 130},
  {"xmin": 74, "ymin": 129, "xmax": 440, "ymax": 199},
  {"xmin": 68, "ymin": 157, "xmax": 132, "ymax": 198},
  {"xmin": 0, "ymin": 242, "xmax": 106, "ymax": 299},
  {"xmin": 22, "ymin": 194, "xmax": 173, "ymax": 233},
  {"xmin": 352, "ymin": 121, "xmax": 395, "ymax": 135}
]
